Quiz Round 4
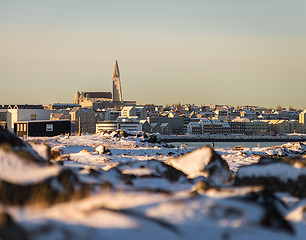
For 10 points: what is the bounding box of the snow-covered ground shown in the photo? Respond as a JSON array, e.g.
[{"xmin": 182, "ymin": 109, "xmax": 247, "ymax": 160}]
[{"xmin": 1, "ymin": 130, "xmax": 306, "ymax": 240}]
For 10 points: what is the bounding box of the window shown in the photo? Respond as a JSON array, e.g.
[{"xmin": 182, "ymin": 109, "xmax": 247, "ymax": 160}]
[
  {"xmin": 31, "ymin": 114, "xmax": 36, "ymax": 120},
  {"xmin": 46, "ymin": 124, "xmax": 53, "ymax": 131}
]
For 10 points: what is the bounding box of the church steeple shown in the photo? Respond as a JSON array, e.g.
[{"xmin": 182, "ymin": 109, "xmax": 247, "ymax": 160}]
[
  {"xmin": 112, "ymin": 60, "xmax": 122, "ymax": 102},
  {"xmin": 112, "ymin": 60, "xmax": 120, "ymax": 79}
]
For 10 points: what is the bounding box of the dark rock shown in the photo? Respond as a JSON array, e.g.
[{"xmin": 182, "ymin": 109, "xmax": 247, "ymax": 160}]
[
  {"xmin": 117, "ymin": 160, "xmax": 187, "ymax": 183},
  {"xmin": 0, "ymin": 126, "xmax": 90, "ymax": 205},
  {"xmin": 0, "ymin": 126, "xmax": 51, "ymax": 166},
  {"xmin": 146, "ymin": 134, "xmax": 158, "ymax": 143},
  {"xmin": 0, "ymin": 211, "xmax": 28, "ymax": 240},
  {"xmin": 0, "ymin": 126, "xmax": 26, "ymax": 148},
  {"xmin": 235, "ymin": 157, "xmax": 306, "ymax": 198},
  {"xmin": 190, "ymin": 178, "xmax": 212, "ymax": 195},
  {"xmin": 240, "ymin": 190, "xmax": 294, "ymax": 234},
  {"xmin": 0, "ymin": 169, "xmax": 90, "ymax": 206}
]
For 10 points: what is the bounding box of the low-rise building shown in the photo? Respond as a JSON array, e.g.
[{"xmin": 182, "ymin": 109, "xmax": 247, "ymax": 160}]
[
  {"xmin": 6, "ymin": 105, "xmax": 50, "ymax": 132},
  {"xmin": 245, "ymin": 121, "xmax": 268, "ymax": 135},
  {"xmin": 49, "ymin": 103, "xmax": 81, "ymax": 110},
  {"xmin": 187, "ymin": 119, "xmax": 231, "ymax": 135},
  {"xmin": 96, "ymin": 119, "xmax": 151, "ymax": 133},
  {"xmin": 121, "ymin": 106, "xmax": 147, "ymax": 120},
  {"xmin": 299, "ymin": 110, "xmax": 306, "ymax": 125},
  {"xmin": 229, "ymin": 117, "xmax": 250, "ymax": 134},
  {"xmin": 261, "ymin": 120, "xmax": 303, "ymax": 134},
  {"xmin": 15, "ymin": 120, "xmax": 70, "ymax": 137},
  {"xmin": 147, "ymin": 116, "xmax": 184, "ymax": 135},
  {"xmin": 240, "ymin": 110, "xmax": 258, "ymax": 120},
  {"xmin": 96, "ymin": 109, "xmax": 121, "ymax": 121},
  {"xmin": 70, "ymin": 107, "xmax": 100, "ymax": 133}
]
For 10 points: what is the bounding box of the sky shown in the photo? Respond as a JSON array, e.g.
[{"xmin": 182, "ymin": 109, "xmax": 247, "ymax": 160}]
[{"xmin": 1, "ymin": 0, "xmax": 306, "ymax": 109}]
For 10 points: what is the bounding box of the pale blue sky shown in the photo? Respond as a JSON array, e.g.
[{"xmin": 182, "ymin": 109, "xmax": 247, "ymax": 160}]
[{"xmin": 1, "ymin": 0, "xmax": 306, "ymax": 109}]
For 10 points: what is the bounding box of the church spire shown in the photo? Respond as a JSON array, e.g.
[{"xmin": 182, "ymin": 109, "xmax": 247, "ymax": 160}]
[
  {"xmin": 112, "ymin": 60, "xmax": 122, "ymax": 102},
  {"xmin": 112, "ymin": 60, "xmax": 120, "ymax": 79}
]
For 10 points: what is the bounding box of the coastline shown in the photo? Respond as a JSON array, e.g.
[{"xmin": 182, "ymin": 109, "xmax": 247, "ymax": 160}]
[{"xmin": 157, "ymin": 134, "xmax": 306, "ymax": 142}]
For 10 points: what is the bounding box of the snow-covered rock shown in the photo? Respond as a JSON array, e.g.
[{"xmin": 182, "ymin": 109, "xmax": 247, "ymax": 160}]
[
  {"xmin": 241, "ymin": 142, "xmax": 306, "ymax": 158},
  {"xmin": 0, "ymin": 126, "xmax": 90, "ymax": 205},
  {"xmin": 236, "ymin": 157, "xmax": 306, "ymax": 197},
  {"xmin": 95, "ymin": 145, "xmax": 112, "ymax": 155},
  {"xmin": 1, "ymin": 128, "xmax": 306, "ymax": 239},
  {"xmin": 169, "ymin": 146, "xmax": 233, "ymax": 185},
  {"xmin": 117, "ymin": 160, "xmax": 186, "ymax": 182}
]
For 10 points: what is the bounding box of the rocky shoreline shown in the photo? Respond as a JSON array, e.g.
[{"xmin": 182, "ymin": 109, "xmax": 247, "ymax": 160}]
[{"xmin": 1, "ymin": 127, "xmax": 306, "ymax": 239}]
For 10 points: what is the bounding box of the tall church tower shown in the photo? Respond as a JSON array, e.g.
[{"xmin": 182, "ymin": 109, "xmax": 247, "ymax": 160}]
[
  {"xmin": 112, "ymin": 60, "xmax": 123, "ymax": 102},
  {"xmin": 74, "ymin": 91, "xmax": 81, "ymax": 104}
]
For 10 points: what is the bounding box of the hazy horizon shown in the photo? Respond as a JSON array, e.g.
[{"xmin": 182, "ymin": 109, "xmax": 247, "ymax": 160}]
[{"xmin": 1, "ymin": 1, "xmax": 305, "ymax": 109}]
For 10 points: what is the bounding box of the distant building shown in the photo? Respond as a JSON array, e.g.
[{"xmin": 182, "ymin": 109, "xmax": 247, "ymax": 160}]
[
  {"xmin": 6, "ymin": 105, "xmax": 50, "ymax": 132},
  {"xmin": 0, "ymin": 106, "xmax": 8, "ymax": 128},
  {"xmin": 121, "ymin": 106, "xmax": 147, "ymax": 120},
  {"xmin": 50, "ymin": 103, "xmax": 81, "ymax": 110},
  {"xmin": 112, "ymin": 60, "xmax": 122, "ymax": 102},
  {"xmin": 15, "ymin": 120, "xmax": 70, "ymax": 137},
  {"xmin": 240, "ymin": 109, "xmax": 258, "ymax": 120},
  {"xmin": 187, "ymin": 121, "xmax": 202, "ymax": 135},
  {"xmin": 147, "ymin": 116, "xmax": 184, "ymax": 135},
  {"xmin": 74, "ymin": 91, "xmax": 112, "ymax": 105},
  {"xmin": 245, "ymin": 121, "xmax": 268, "ymax": 135},
  {"xmin": 96, "ymin": 109, "xmax": 121, "ymax": 121},
  {"xmin": 204, "ymin": 119, "xmax": 231, "ymax": 135},
  {"xmin": 299, "ymin": 109, "xmax": 306, "ymax": 133},
  {"xmin": 214, "ymin": 109, "xmax": 230, "ymax": 122},
  {"xmin": 50, "ymin": 113, "xmax": 70, "ymax": 120},
  {"xmin": 278, "ymin": 110, "xmax": 299, "ymax": 120},
  {"xmin": 70, "ymin": 107, "xmax": 100, "ymax": 133},
  {"xmin": 261, "ymin": 120, "xmax": 303, "ymax": 134},
  {"xmin": 96, "ymin": 119, "xmax": 151, "ymax": 133},
  {"xmin": 299, "ymin": 109, "xmax": 306, "ymax": 125},
  {"xmin": 229, "ymin": 117, "xmax": 250, "ymax": 134},
  {"xmin": 187, "ymin": 119, "xmax": 231, "ymax": 135},
  {"xmin": 73, "ymin": 60, "xmax": 136, "ymax": 109}
]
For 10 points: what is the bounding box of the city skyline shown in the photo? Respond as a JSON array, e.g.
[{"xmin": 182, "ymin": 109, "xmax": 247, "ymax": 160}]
[{"xmin": 1, "ymin": 1, "xmax": 306, "ymax": 109}]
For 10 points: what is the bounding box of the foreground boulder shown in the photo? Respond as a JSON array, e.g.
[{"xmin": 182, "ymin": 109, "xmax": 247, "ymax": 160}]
[
  {"xmin": 0, "ymin": 126, "xmax": 90, "ymax": 205},
  {"xmin": 0, "ymin": 126, "xmax": 51, "ymax": 166},
  {"xmin": 235, "ymin": 156, "xmax": 306, "ymax": 197},
  {"xmin": 117, "ymin": 160, "xmax": 186, "ymax": 182},
  {"xmin": 169, "ymin": 146, "xmax": 233, "ymax": 185},
  {"xmin": 0, "ymin": 211, "xmax": 28, "ymax": 240},
  {"xmin": 0, "ymin": 168, "xmax": 90, "ymax": 206}
]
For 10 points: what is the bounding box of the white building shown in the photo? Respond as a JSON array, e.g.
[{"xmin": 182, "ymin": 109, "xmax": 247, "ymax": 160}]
[
  {"xmin": 96, "ymin": 120, "xmax": 151, "ymax": 133},
  {"xmin": 299, "ymin": 109, "xmax": 306, "ymax": 133},
  {"xmin": 299, "ymin": 109, "xmax": 306, "ymax": 125},
  {"xmin": 121, "ymin": 106, "xmax": 147, "ymax": 120},
  {"xmin": 6, "ymin": 105, "xmax": 50, "ymax": 132}
]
